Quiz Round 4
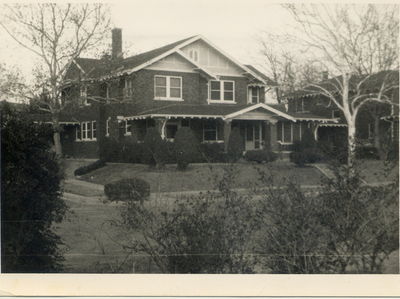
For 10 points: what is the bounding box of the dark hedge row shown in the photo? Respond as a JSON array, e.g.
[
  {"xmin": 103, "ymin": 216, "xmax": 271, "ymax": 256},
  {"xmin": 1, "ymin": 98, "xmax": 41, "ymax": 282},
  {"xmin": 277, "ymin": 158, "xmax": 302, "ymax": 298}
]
[{"xmin": 74, "ymin": 159, "xmax": 107, "ymax": 176}]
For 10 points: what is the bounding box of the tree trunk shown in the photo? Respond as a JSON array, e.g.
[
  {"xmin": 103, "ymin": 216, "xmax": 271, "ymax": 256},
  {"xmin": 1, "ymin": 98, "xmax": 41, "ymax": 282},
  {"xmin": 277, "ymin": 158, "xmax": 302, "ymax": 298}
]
[
  {"xmin": 52, "ymin": 116, "xmax": 63, "ymax": 158},
  {"xmin": 347, "ymin": 123, "xmax": 356, "ymax": 176}
]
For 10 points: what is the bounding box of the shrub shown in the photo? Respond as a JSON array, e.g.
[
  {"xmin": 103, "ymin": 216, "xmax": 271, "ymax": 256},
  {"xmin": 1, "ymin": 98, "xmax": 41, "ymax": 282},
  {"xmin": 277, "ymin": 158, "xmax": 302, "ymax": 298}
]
[
  {"xmin": 111, "ymin": 165, "xmax": 258, "ymax": 273},
  {"xmin": 1, "ymin": 104, "xmax": 67, "ymax": 272},
  {"xmin": 355, "ymin": 145, "xmax": 379, "ymax": 160},
  {"xmin": 318, "ymin": 140, "xmax": 347, "ymax": 164},
  {"xmin": 227, "ymin": 127, "xmax": 244, "ymax": 162},
  {"xmin": 290, "ymin": 148, "xmax": 324, "ymax": 167},
  {"xmin": 290, "ymin": 128, "xmax": 323, "ymax": 166},
  {"xmin": 120, "ymin": 135, "xmax": 144, "ymax": 163},
  {"xmin": 104, "ymin": 178, "xmax": 150, "ymax": 203},
  {"xmin": 199, "ymin": 143, "xmax": 227, "ymax": 163},
  {"xmin": 174, "ymin": 127, "xmax": 200, "ymax": 170},
  {"xmin": 74, "ymin": 159, "xmax": 106, "ymax": 176},
  {"xmin": 99, "ymin": 137, "xmax": 122, "ymax": 162},
  {"xmin": 142, "ymin": 127, "xmax": 169, "ymax": 167},
  {"xmin": 244, "ymin": 150, "xmax": 277, "ymax": 163}
]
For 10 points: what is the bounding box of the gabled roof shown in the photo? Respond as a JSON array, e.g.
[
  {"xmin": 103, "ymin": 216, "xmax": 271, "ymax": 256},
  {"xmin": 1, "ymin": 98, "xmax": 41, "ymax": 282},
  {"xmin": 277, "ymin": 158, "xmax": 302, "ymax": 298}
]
[
  {"xmin": 70, "ymin": 35, "xmax": 273, "ymax": 84},
  {"xmin": 244, "ymin": 65, "xmax": 277, "ymax": 86}
]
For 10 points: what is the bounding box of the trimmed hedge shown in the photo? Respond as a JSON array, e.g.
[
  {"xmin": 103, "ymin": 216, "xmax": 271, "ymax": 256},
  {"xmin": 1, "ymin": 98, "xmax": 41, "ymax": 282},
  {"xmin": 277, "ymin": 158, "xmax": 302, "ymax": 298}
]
[
  {"xmin": 290, "ymin": 128, "xmax": 324, "ymax": 166},
  {"xmin": 199, "ymin": 143, "xmax": 227, "ymax": 163},
  {"xmin": 227, "ymin": 127, "xmax": 244, "ymax": 162},
  {"xmin": 244, "ymin": 150, "xmax": 277, "ymax": 163},
  {"xmin": 174, "ymin": 127, "xmax": 200, "ymax": 170},
  {"xmin": 74, "ymin": 159, "xmax": 106, "ymax": 176},
  {"xmin": 104, "ymin": 178, "xmax": 150, "ymax": 203}
]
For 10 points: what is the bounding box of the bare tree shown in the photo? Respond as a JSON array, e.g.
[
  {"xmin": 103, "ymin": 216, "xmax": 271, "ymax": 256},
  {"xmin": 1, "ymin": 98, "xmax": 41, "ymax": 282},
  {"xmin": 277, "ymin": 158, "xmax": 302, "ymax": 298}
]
[
  {"xmin": 284, "ymin": 4, "xmax": 399, "ymax": 171},
  {"xmin": 258, "ymin": 33, "xmax": 322, "ymax": 103},
  {"xmin": 0, "ymin": 4, "xmax": 110, "ymax": 157}
]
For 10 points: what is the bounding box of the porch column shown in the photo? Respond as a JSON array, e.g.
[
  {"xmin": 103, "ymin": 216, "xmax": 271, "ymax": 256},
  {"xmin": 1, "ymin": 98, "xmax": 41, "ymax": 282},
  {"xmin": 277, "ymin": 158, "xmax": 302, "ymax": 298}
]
[
  {"xmin": 269, "ymin": 121, "xmax": 278, "ymax": 151},
  {"xmin": 223, "ymin": 119, "xmax": 232, "ymax": 152},
  {"xmin": 154, "ymin": 118, "xmax": 167, "ymax": 139}
]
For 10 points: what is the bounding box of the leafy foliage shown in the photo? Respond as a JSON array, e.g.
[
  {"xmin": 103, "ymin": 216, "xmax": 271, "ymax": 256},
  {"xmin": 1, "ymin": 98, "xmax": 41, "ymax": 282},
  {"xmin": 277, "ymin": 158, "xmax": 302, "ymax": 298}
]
[
  {"xmin": 1, "ymin": 104, "xmax": 67, "ymax": 272},
  {"xmin": 74, "ymin": 159, "xmax": 106, "ymax": 176},
  {"xmin": 174, "ymin": 127, "xmax": 200, "ymax": 170},
  {"xmin": 227, "ymin": 127, "xmax": 244, "ymax": 162},
  {"xmin": 256, "ymin": 165, "xmax": 398, "ymax": 273},
  {"xmin": 112, "ymin": 165, "xmax": 259, "ymax": 273}
]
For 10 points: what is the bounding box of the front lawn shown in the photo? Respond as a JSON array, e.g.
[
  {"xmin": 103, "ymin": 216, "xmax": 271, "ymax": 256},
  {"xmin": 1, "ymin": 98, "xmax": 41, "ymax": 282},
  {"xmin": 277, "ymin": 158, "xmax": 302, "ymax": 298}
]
[
  {"xmin": 356, "ymin": 159, "xmax": 398, "ymax": 183},
  {"xmin": 78, "ymin": 161, "xmax": 326, "ymax": 193}
]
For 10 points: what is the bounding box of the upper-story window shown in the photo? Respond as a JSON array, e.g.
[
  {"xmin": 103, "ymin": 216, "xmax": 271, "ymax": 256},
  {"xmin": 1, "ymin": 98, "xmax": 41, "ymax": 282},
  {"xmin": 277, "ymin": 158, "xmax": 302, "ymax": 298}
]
[
  {"xmin": 209, "ymin": 80, "xmax": 235, "ymax": 102},
  {"xmin": 248, "ymin": 86, "xmax": 260, "ymax": 104},
  {"xmin": 332, "ymin": 110, "xmax": 341, "ymax": 118},
  {"xmin": 125, "ymin": 78, "xmax": 133, "ymax": 98},
  {"xmin": 189, "ymin": 49, "xmax": 199, "ymax": 62},
  {"xmin": 80, "ymin": 85, "xmax": 88, "ymax": 105},
  {"xmin": 295, "ymin": 98, "xmax": 309, "ymax": 112},
  {"xmin": 154, "ymin": 75, "xmax": 183, "ymax": 100}
]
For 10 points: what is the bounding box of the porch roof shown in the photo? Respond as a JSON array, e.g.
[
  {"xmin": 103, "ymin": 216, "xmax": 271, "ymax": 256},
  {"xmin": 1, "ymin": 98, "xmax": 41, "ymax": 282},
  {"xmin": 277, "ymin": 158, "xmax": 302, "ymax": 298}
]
[{"xmin": 124, "ymin": 103, "xmax": 296, "ymax": 121}]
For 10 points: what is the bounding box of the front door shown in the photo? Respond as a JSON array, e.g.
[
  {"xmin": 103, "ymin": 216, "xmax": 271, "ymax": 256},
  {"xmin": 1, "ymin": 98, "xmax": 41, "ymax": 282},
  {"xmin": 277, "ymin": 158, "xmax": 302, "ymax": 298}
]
[{"xmin": 245, "ymin": 121, "xmax": 263, "ymax": 151}]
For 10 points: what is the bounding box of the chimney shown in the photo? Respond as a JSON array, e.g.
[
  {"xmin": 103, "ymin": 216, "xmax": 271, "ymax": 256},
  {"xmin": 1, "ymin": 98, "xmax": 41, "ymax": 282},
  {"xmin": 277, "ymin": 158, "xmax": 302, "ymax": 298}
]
[
  {"xmin": 111, "ymin": 28, "xmax": 123, "ymax": 59},
  {"xmin": 322, "ymin": 71, "xmax": 329, "ymax": 80}
]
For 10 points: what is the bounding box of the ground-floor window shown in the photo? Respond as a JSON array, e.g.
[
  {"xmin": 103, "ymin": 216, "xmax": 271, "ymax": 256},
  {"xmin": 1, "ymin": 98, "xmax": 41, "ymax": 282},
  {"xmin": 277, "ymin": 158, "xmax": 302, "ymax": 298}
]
[
  {"xmin": 76, "ymin": 121, "xmax": 96, "ymax": 141},
  {"xmin": 277, "ymin": 121, "xmax": 293, "ymax": 144},
  {"xmin": 203, "ymin": 119, "xmax": 219, "ymax": 141}
]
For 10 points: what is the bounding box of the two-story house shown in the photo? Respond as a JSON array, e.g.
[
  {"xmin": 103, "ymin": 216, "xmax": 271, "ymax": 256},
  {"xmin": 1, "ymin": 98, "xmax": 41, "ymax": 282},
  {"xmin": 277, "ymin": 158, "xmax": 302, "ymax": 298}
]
[
  {"xmin": 57, "ymin": 29, "xmax": 341, "ymax": 158},
  {"xmin": 285, "ymin": 70, "xmax": 399, "ymax": 154}
]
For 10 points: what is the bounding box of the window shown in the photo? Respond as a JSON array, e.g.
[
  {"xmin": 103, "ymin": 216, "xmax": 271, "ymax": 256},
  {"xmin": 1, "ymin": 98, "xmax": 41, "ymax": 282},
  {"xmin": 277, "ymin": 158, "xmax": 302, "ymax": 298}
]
[
  {"xmin": 92, "ymin": 121, "xmax": 97, "ymax": 139},
  {"xmin": 277, "ymin": 122, "xmax": 293, "ymax": 144},
  {"xmin": 106, "ymin": 118, "xmax": 110, "ymax": 136},
  {"xmin": 181, "ymin": 119, "xmax": 190, "ymax": 127},
  {"xmin": 332, "ymin": 110, "xmax": 341, "ymax": 118},
  {"xmin": 203, "ymin": 119, "xmax": 218, "ymax": 141},
  {"xmin": 124, "ymin": 120, "xmax": 131, "ymax": 135},
  {"xmin": 154, "ymin": 76, "xmax": 182, "ymax": 100},
  {"xmin": 368, "ymin": 123, "xmax": 374, "ymax": 139},
  {"xmin": 125, "ymin": 78, "xmax": 133, "ymax": 97},
  {"xmin": 76, "ymin": 121, "xmax": 97, "ymax": 141},
  {"xmin": 209, "ymin": 80, "xmax": 235, "ymax": 102},
  {"xmin": 80, "ymin": 85, "xmax": 88, "ymax": 105},
  {"xmin": 189, "ymin": 49, "xmax": 199, "ymax": 62},
  {"xmin": 249, "ymin": 86, "xmax": 259, "ymax": 104}
]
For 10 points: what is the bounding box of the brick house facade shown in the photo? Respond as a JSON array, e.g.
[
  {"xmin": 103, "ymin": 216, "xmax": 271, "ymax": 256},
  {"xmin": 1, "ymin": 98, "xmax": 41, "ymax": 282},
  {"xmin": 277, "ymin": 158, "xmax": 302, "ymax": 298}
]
[{"xmin": 55, "ymin": 29, "xmax": 353, "ymax": 158}]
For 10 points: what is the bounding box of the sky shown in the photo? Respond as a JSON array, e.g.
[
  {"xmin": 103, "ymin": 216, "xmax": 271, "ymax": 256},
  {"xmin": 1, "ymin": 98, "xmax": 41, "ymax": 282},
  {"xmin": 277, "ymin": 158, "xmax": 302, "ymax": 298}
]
[{"xmin": 0, "ymin": 0, "xmax": 294, "ymax": 81}]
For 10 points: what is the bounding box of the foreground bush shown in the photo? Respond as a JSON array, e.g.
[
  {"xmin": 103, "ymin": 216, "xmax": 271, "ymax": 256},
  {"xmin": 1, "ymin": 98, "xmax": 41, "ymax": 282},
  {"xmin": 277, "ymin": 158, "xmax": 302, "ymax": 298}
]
[
  {"xmin": 257, "ymin": 166, "xmax": 398, "ymax": 274},
  {"xmin": 1, "ymin": 104, "xmax": 67, "ymax": 272},
  {"xmin": 174, "ymin": 127, "xmax": 200, "ymax": 170},
  {"xmin": 110, "ymin": 165, "xmax": 258, "ymax": 273},
  {"xmin": 104, "ymin": 178, "xmax": 150, "ymax": 203},
  {"xmin": 74, "ymin": 159, "xmax": 106, "ymax": 176},
  {"xmin": 244, "ymin": 150, "xmax": 277, "ymax": 163}
]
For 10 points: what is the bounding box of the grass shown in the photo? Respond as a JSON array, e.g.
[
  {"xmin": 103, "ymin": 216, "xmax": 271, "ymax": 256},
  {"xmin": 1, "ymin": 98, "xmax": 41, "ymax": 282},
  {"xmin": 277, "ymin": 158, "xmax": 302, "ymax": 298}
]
[
  {"xmin": 78, "ymin": 161, "xmax": 326, "ymax": 193},
  {"xmin": 54, "ymin": 193, "xmax": 160, "ymax": 273},
  {"xmin": 356, "ymin": 159, "xmax": 398, "ymax": 183}
]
